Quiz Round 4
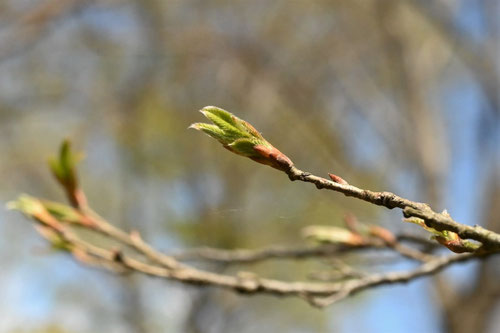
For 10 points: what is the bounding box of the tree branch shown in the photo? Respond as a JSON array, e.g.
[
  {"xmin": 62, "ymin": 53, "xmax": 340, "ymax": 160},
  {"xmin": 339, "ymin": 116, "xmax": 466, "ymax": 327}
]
[
  {"xmin": 172, "ymin": 238, "xmax": 435, "ymax": 264},
  {"xmin": 28, "ymin": 204, "xmax": 489, "ymax": 307},
  {"xmin": 10, "ymin": 190, "xmax": 497, "ymax": 308},
  {"xmin": 9, "ymin": 126, "xmax": 500, "ymax": 307},
  {"xmin": 285, "ymin": 166, "xmax": 500, "ymax": 250}
]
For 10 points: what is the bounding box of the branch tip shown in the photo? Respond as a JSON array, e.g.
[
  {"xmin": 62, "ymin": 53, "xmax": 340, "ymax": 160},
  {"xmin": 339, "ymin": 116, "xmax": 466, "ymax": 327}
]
[{"xmin": 191, "ymin": 106, "xmax": 293, "ymax": 171}]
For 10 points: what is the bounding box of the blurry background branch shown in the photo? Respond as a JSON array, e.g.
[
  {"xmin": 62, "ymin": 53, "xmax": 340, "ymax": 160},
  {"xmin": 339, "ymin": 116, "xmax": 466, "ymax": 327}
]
[
  {"xmin": 11, "ymin": 190, "xmax": 484, "ymax": 308},
  {"xmin": 0, "ymin": 0, "xmax": 88, "ymax": 63},
  {"xmin": 9, "ymin": 136, "xmax": 500, "ymax": 309}
]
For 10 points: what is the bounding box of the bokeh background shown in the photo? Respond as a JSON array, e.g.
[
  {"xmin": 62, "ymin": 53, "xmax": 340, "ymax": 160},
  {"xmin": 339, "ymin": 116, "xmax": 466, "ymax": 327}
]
[{"xmin": 1, "ymin": 1, "xmax": 499, "ymax": 332}]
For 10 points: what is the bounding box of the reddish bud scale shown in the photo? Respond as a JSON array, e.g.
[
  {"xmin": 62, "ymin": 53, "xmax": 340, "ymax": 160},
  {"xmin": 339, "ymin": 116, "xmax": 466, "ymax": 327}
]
[
  {"xmin": 328, "ymin": 173, "xmax": 349, "ymax": 185},
  {"xmin": 435, "ymin": 237, "xmax": 470, "ymax": 253},
  {"xmin": 369, "ymin": 226, "xmax": 396, "ymax": 245},
  {"xmin": 253, "ymin": 145, "xmax": 294, "ymax": 171},
  {"xmin": 347, "ymin": 233, "xmax": 366, "ymax": 246}
]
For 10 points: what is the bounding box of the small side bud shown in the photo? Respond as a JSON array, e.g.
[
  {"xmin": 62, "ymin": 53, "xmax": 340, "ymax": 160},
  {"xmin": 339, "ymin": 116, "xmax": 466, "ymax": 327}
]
[
  {"xmin": 433, "ymin": 232, "xmax": 481, "ymax": 253},
  {"xmin": 368, "ymin": 226, "xmax": 396, "ymax": 245},
  {"xmin": 328, "ymin": 173, "xmax": 349, "ymax": 185},
  {"xmin": 405, "ymin": 217, "xmax": 481, "ymax": 253}
]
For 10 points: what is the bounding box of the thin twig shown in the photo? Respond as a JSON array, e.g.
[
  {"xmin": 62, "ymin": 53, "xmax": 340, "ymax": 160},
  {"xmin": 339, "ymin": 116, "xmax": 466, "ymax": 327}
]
[
  {"xmin": 23, "ymin": 196, "xmax": 489, "ymax": 307},
  {"xmin": 172, "ymin": 240, "xmax": 435, "ymax": 264},
  {"xmin": 173, "ymin": 243, "xmax": 384, "ymax": 263},
  {"xmin": 285, "ymin": 166, "xmax": 500, "ymax": 250},
  {"xmin": 57, "ymin": 225, "xmax": 487, "ymax": 307},
  {"xmin": 11, "ymin": 140, "xmax": 500, "ymax": 307},
  {"xmin": 85, "ymin": 209, "xmax": 181, "ymax": 270},
  {"xmin": 307, "ymin": 253, "xmax": 478, "ymax": 307}
]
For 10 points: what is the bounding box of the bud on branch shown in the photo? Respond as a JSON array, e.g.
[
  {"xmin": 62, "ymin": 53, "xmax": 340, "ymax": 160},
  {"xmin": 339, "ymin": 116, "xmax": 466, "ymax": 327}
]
[
  {"xmin": 48, "ymin": 140, "xmax": 87, "ymax": 208},
  {"xmin": 190, "ymin": 106, "xmax": 293, "ymax": 171},
  {"xmin": 49, "ymin": 139, "xmax": 81, "ymax": 192},
  {"xmin": 302, "ymin": 225, "xmax": 365, "ymax": 246},
  {"xmin": 405, "ymin": 216, "xmax": 481, "ymax": 253}
]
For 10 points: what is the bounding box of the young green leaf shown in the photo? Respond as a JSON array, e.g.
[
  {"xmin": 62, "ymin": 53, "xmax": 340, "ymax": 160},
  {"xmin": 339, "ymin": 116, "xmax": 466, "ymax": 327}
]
[
  {"xmin": 6, "ymin": 194, "xmax": 46, "ymax": 217},
  {"xmin": 189, "ymin": 123, "xmax": 230, "ymax": 144},
  {"xmin": 49, "ymin": 140, "xmax": 83, "ymax": 191},
  {"xmin": 190, "ymin": 106, "xmax": 293, "ymax": 171}
]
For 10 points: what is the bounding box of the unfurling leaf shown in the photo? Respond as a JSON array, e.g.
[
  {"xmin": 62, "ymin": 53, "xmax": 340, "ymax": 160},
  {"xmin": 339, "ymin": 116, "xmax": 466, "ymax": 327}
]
[
  {"xmin": 7, "ymin": 195, "xmax": 64, "ymax": 231},
  {"xmin": 404, "ymin": 217, "xmax": 481, "ymax": 253},
  {"xmin": 49, "ymin": 139, "xmax": 84, "ymax": 191},
  {"xmin": 190, "ymin": 106, "xmax": 293, "ymax": 171},
  {"xmin": 6, "ymin": 194, "xmax": 46, "ymax": 217},
  {"xmin": 433, "ymin": 231, "xmax": 481, "ymax": 253}
]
